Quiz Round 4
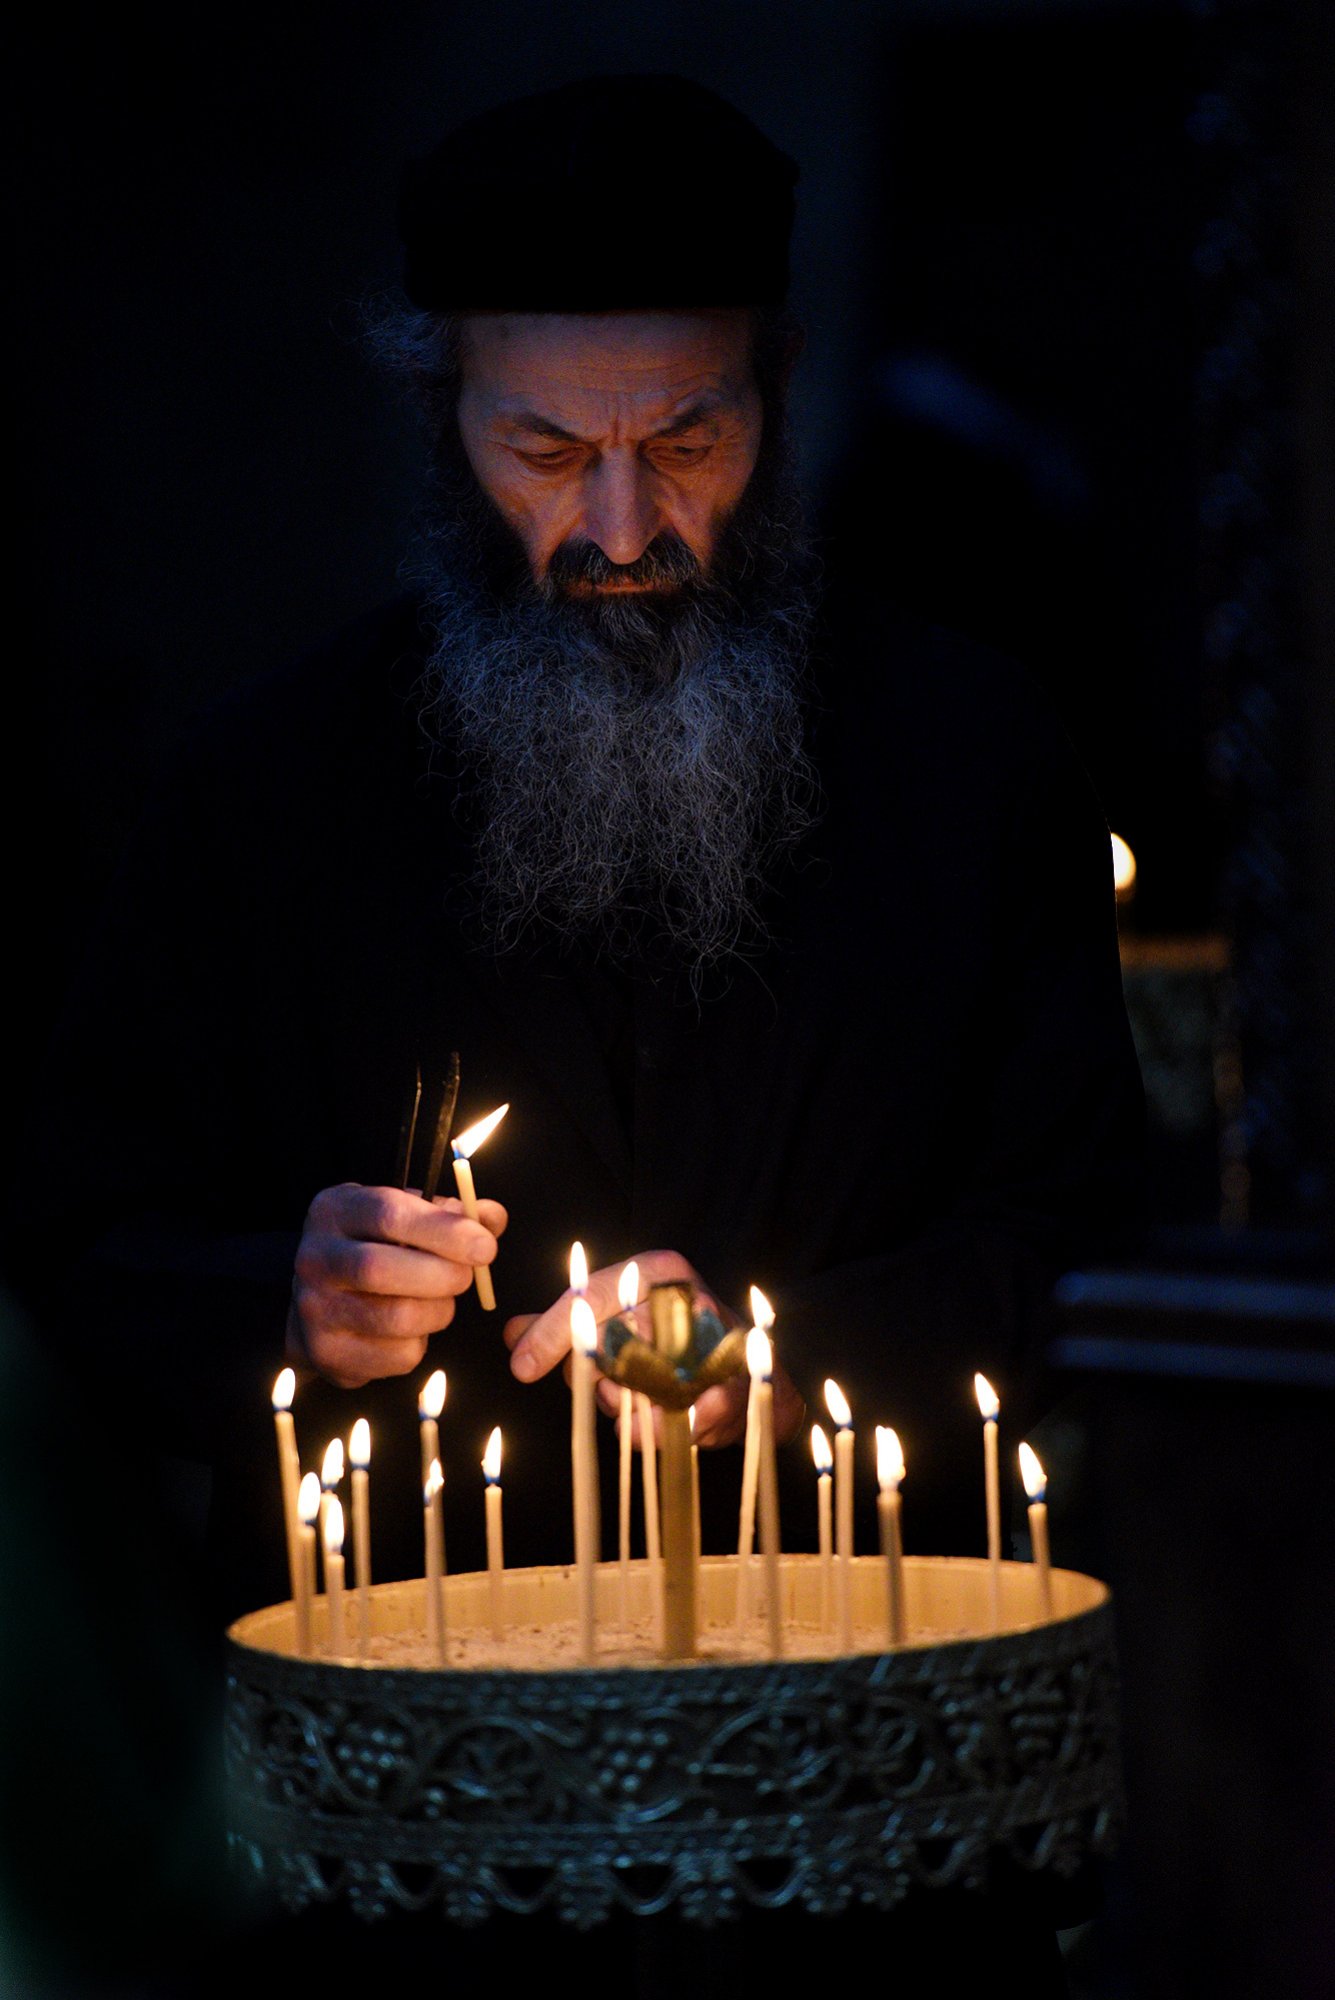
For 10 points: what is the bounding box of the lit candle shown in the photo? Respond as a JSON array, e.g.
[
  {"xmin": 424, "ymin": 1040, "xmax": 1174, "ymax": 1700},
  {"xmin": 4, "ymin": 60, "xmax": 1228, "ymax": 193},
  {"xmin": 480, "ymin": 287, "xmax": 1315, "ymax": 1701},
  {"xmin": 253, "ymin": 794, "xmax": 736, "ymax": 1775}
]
[
  {"xmin": 975, "ymin": 1373, "xmax": 1002, "ymax": 1630},
  {"xmin": 875, "ymin": 1425, "xmax": 906, "ymax": 1646},
  {"xmin": 825, "ymin": 1380, "xmax": 855, "ymax": 1652},
  {"xmin": 323, "ymin": 1494, "xmax": 347, "ymax": 1658},
  {"xmin": 570, "ymin": 1242, "xmax": 598, "ymax": 1664},
  {"xmin": 482, "ymin": 1425, "xmax": 504, "ymax": 1640},
  {"xmin": 349, "ymin": 1418, "xmax": 372, "ymax": 1657},
  {"xmin": 753, "ymin": 1328, "xmax": 784, "ymax": 1659},
  {"xmin": 811, "ymin": 1424, "xmax": 834, "ymax": 1633},
  {"xmin": 735, "ymin": 1287, "xmax": 773, "ymax": 1629},
  {"xmin": 319, "ymin": 1436, "xmax": 344, "ymax": 1558},
  {"xmin": 271, "ymin": 1368, "xmax": 302, "ymax": 1607},
  {"xmin": 617, "ymin": 1263, "xmax": 638, "ymax": 1630},
  {"xmin": 295, "ymin": 1470, "xmax": 320, "ymax": 1655},
  {"xmin": 689, "ymin": 1404, "xmax": 702, "ymax": 1571},
  {"xmin": 1019, "ymin": 1441, "xmax": 1053, "ymax": 1620},
  {"xmin": 418, "ymin": 1367, "xmax": 447, "ymax": 1499},
  {"xmin": 650, "ymin": 1281, "xmax": 697, "ymax": 1659},
  {"xmin": 637, "ymin": 1391, "xmax": 662, "ymax": 1627},
  {"xmin": 424, "ymin": 1457, "xmax": 446, "ymax": 1665},
  {"xmin": 450, "ymin": 1104, "xmax": 509, "ymax": 1310}
]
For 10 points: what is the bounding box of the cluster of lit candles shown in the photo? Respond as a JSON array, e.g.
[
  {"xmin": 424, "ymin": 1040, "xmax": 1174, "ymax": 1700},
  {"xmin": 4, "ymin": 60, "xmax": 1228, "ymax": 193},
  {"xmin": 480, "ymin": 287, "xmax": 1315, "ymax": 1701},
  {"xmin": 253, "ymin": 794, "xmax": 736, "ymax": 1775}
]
[{"xmin": 272, "ymin": 1225, "xmax": 1057, "ymax": 1665}]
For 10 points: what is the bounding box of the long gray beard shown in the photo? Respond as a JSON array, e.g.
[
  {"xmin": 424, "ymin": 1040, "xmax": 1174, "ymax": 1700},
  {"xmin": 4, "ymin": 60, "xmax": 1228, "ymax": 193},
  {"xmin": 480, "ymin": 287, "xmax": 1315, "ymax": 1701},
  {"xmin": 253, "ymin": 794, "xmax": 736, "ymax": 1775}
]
[{"xmin": 414, "ymin": 456, "xmax": 819, "ymax": 968}]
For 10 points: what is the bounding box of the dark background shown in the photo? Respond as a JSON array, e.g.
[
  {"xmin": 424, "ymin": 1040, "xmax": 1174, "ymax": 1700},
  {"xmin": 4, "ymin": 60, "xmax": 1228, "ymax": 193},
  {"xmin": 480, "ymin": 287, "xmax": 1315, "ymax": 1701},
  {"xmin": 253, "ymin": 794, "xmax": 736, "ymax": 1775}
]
[{"xmin": 8, "ymin": 2, "xmax": 1333, "ymax": 1995}]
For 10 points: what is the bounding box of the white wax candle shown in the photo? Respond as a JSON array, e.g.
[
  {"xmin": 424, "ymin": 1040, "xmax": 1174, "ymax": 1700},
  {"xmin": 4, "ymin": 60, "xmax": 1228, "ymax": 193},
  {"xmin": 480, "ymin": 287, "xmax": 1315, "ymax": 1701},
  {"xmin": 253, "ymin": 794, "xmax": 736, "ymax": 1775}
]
[
  {"xmin": 825, "ymin": 1380, "xmax": 854, "ymax": 1652},
  {"xmin": 323, "ymin": 1495, "xmax": 347, "ymax": 1658},
  {"xmin": 875, "ymin": 1426, "xmax": 906, "ymax": 1646},
  {"xmin": 756, "ymin": 1376, "xmax": 784, "ymax": 1659},
  {"xmin": 571, "ymin": 1292, "xmax": 599, "ymax": 1664},
  {"xmin": 1019, "ymin": 1441, "xmax": 1053, "ymax": 1620},
  {"xmin": 483, "ymin": 1426, "xmax": 504, "ymax": 1639},
  {"xmin": 811, "ymin": 1425, "xmax": 834, "ymax": 1634},
  {"xmin": 424, "ymin": 1458, "xmax": 446, "ymax": 1665},
  {"xmin": 350, "ymin": 1417, "xmax": 372, "ymax": 1657},
  {"xmin": 689, "ymin": 1404, "xmax": 702, "ymax": 1572},
  {"xmin": 636, "ymin": 1393, "xmax": 662, "ymax": 1638},
  {"xmin": 295, "ymin": 1470, "xmax": 320, "ymax": 1656},
  {"xmin": 619, "ymin": 1387, "xmax": 634, "ymax": 1629},
  {"xmin": 418, "ymin": 1368, "xmax": 446, "ymax": 1530},
  {"xmin": 976, "ymin": 1374, "xmax": 1001, "ymax": 1631},
  {"xmin": 735, "ymin": 1371, "xmax": 761, "ymax": 1628},
  {"xmin": 271, "ymin": 1369, "xmax": 302, "ymax": 1608}
]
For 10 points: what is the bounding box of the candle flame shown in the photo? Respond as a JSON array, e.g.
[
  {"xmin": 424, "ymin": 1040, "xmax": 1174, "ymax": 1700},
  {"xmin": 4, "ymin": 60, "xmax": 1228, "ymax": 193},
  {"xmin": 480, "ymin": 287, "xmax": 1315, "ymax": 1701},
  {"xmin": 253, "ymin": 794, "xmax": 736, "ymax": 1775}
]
[
  {"xmin": 1019, "ymin": 1441, "xmax": 1047, "ymax": 1501},
  {"xmin": 424, "ymin": 1457, "xmax": 443, "ymax": 1503},
  {"xmin": 323, "ymin": 1494, "xmax": 344, "ymax": 1554},
  {"xmin": 571, "ymin": 1294, "xmax": 598, "ymax": 1357},
  {"xmin": 452, "ymin": 1102, "xmax": 509, "ymax": 1160},
  {"xmin": 1111, "ymin": 831, "xmax": 1137, "ymax": 901},
  {"xmin": 298, "ymin": 1471, "xmax": 321, "ymax": 1526},
  {"xmin": 824, "ymin": 1378, "xmax": 851, "ymax": 1429},
  {"xmin": 569, "ymin": 1240, "xmax": 588, "ymax": 1293},
  {"xmin": 746, "ymin": 1326, "xmax": 773, "ymax": 1381},
  {"xmin": 688, "ymin": 1404, "xmax": 697, "ymax": 1436},
  {"xmin": 271, "ymin": 1366, "xmax": 295, "ymax": 1413},
  {"xmin": 811, "ymin": 1424, "xmax": 833, "ymax": 1475},
  {"xmin": 482, "ymin": 1425, "xmax": 503, "ymax": 1481},
  {"xmin": 320, "ymin": 1438, "xmax": 344, "ymax": 1489},
  {"xmin": 748, "ymin": 1284, "xmax": 774, "ymax": 1331},
  {"xmin": 617, "ymin": 1260, "xmax": 639, "ymax": 1314},
  {"xmin": 974, "ymin": 1373, "xmax": 1000, "ymax": 1421},
  {"xmin": 349, "ymin": 1418, "xmax": 371, "ymax": 1470},
  {"xmin": 876, "ymin": 1425, "xmax": 905, "ymax": 1491},
  {"xmin": 419, "ymin": 1369, "xmax": 447, "ymax": 1421}
]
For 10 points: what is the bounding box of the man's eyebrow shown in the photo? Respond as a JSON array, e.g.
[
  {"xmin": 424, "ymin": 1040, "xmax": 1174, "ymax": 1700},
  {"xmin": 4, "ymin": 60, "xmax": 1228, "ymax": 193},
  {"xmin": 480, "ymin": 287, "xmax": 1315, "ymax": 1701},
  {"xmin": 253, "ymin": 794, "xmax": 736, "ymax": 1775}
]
[{"xmin": 498, "ymin": 397, "xmax": 731, "ymax": 443}]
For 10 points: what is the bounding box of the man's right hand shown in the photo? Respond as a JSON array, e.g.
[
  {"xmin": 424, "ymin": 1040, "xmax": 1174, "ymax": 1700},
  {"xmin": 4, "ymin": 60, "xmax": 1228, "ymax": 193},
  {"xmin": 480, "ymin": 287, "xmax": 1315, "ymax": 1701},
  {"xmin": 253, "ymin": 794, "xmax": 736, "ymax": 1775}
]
[{"xmin": 286, "ymin": 1183, "xmax": 507, "ymax": 1389}]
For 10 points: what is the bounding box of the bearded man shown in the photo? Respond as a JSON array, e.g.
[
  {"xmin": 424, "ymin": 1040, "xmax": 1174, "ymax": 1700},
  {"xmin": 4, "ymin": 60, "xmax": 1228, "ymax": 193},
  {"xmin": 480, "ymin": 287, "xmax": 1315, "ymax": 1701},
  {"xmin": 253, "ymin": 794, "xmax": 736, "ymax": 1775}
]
[{"xmin": 21, "ymin": 70, "xmax": 1139, "ymax": 1852}]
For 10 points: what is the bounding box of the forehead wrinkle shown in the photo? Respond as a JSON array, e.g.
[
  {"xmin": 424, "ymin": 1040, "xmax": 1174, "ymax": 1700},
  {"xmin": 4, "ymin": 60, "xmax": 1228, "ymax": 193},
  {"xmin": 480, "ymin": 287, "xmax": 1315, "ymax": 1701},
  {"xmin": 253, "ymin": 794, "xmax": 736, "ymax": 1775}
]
[{"xmin": 490, "ymin": 384, "xmax": 745, "ymax": 447}]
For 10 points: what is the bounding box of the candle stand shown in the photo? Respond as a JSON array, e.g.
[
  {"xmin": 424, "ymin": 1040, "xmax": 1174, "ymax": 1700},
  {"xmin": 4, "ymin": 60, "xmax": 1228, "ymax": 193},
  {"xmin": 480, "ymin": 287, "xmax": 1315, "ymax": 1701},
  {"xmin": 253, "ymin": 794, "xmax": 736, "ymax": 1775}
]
[{"xmin": 225, "ymin": 1553, "xmax": 1120, "ymax": 1929}]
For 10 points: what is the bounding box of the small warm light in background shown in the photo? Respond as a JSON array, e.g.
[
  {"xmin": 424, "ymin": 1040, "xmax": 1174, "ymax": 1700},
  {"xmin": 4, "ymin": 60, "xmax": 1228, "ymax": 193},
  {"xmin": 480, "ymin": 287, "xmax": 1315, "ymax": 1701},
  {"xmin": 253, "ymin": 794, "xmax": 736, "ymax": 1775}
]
[
  {"xmin": 974, "ymin": 1373, "xmax": 1000, "ymax": 1422},
  {"xmin": 569, "ymin": 1241, "xmax": 588, "ymax": 1293},
  {"xmin": 747, "ymin": 1328, "xmax": 774, "ymax": 1381},
  {"xmin": 298, "ymin": 1472, "xmax": 321, "ymax": 1526},
  {"xmin": 321, "ymin": 1438, "xmax": 344, "ymax": 1488},
  {"xmin": 349, "ymin": 1419, "xmax": 371, "ymax": 1470},
  {"xmin": 811, "ymin": 1424, "xmax": 833, "ymax": 1475},
  {"xmin": 824, "ymin": 1379, "xmax": 852, "ymax": 1429},
  {"xmin": 419, "ymin": 1370, "xmax": 447, "ymax": 1421},
  {"xmin": 617, "ymin": 1261, "xmax": 639, "ymax": 1314},
  {"xmin": 1110, "ymin": 831, "xmax": 1137, "ymax": 904},
  {"xmin": 876, "ymin": 1425, "xmax": 905, "ymax": 1491},
  {"xmin": 1019, "ymin": 1441, "xmax": 1047, "ymax": 1502},
  {"xmin": 452, "ymin": 1103, "xmax": 508, "ymax": 1159}
]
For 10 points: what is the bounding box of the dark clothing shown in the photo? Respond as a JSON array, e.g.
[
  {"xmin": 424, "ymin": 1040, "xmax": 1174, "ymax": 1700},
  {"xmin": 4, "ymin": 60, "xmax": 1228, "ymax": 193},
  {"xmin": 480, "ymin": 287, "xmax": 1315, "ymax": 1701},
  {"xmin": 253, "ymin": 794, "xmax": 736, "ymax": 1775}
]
[{"xmin": 17, "ymin": 594, "xmax": 1142, "ymax": 1622}]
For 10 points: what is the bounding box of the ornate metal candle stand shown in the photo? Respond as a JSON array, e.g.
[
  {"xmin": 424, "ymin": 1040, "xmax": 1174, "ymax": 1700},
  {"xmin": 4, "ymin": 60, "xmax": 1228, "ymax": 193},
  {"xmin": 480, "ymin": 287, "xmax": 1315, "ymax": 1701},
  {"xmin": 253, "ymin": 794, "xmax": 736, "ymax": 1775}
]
[{"xmin": 225, "ymin": 1554, "xmax": 1121, "ymax": 1929}]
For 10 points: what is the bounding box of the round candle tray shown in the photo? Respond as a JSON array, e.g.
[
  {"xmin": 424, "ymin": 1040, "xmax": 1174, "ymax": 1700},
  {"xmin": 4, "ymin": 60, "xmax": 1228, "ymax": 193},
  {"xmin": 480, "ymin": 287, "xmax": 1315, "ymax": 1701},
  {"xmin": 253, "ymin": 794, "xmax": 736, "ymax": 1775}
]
[{"xmin": 225, "ymin": 1554, "xmax": 1121, "ymax": 1928}]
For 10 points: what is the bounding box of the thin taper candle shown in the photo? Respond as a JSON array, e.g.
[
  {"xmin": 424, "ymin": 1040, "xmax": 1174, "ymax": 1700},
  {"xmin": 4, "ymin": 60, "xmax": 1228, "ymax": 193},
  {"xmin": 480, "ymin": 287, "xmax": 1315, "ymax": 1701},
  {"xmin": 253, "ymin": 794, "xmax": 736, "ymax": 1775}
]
[
  {"xmin": 755, "ymin": 1344, "xmax": 784, "ymax": 1658},
  {"xmin": 875, "ymin": 1426, "xmax": 907, "ymax": 1645},
  {"xmin": 323, "ymin": 1495, "xmax": 347, "ymax": 1658},
  {"xmin": 483, "ymin": 1426, "xmax": 504, "ymax": 1639},
  {"xmin": 450, "ymin": 1103, "xmax": 508, "ymax": 1310},
  {"xmin": 271, "ymin": 1369, "xmax": 302, "ymax": 1606},
  {"xmin": 418, "ymin": 1369, "xmax": 446, "ymax": 1492},
  {"xmin": 295, "ymin": 1470, "xmax": 320, "ymax": 1655},
  {"xmin": 571, "ymin": 1274, "xmax": 599, "ymax": 1664},
  {"xmin": 424, "ymin": 1458, "xmax": 446, "ymax": 1665},
  {"xmin": 976, "ymin": 1374, "xmax": 1002, "ymax": 1630},
  {"xmin": 812, "ymin": 1426, "xmax": 834, "ymax": 1633},
  {"xmin": 1019, "ymin": 1441, "xmax": 1053, "ymax": 1619},
  {"xmin": 349, "ymin": 1418, "xmax": 372, "ymax": 1656},
  {"xmin": 825, "ymin": 1380, "xmax": 855, "ymax": 1652},
  {"xmin": 735, "ymin": 1288, "xmax": 773, "ymax": 1629},
  {"xmin": 617, "ymin": 1263, "xmax": 639, "ymax": 1630}
]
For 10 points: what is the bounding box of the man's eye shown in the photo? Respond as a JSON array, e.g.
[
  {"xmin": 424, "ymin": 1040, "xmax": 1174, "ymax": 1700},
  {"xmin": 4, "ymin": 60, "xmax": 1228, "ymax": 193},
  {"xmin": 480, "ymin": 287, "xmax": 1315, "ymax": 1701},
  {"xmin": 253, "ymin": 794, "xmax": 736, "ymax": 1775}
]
[
  {"xmin": 517, "ymin": 447, "xmax": 581, "ymax": 470},
  {"xmin": 651, "ymin": 442, "xmax": 710, "ymax": 467}
]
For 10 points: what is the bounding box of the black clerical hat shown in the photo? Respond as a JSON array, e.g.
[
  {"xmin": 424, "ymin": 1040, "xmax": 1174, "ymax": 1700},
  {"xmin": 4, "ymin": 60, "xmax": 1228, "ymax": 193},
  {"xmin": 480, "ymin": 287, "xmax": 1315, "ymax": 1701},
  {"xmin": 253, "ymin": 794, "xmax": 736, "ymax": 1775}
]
[{"xmin": 398, "ymin": 75, "xmax": 798, "ymax": 312}]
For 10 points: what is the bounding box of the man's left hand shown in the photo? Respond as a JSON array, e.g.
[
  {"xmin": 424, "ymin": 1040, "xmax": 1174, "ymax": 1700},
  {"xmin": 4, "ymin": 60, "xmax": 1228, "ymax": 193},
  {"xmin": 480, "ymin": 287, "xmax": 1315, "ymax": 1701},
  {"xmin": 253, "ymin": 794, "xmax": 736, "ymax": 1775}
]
[{"xmin": 503, "ymin": 1249, "xmax": 805, "ymax": 1448}]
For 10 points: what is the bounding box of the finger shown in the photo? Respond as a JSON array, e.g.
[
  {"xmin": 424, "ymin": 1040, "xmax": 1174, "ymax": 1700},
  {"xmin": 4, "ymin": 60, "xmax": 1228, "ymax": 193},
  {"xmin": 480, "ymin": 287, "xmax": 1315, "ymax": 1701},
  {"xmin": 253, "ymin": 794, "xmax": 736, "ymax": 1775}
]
[
  {"xmin": 293, "ymin": 1286, "xmax": 458, "ymax": 1346},
  {"xmin": 296, "ymin": 1324, "xmax": 434, "ymax": 1391},
  {"xmin": 297, "ymin": 1234, "xmax": 480, "ymax": 1299},
  {"xmin": 313, "ymin": 1183, "xmax": 500, "ymax": 1264},
  {"xmin": 502, "ymin": 1313, "xmax": 539, "ymax": 1354},
  {"xmin": 690, "ymin": 1379, "xmax": 749, "ymax": 1449},
  {"xmin": 510, "ymin": 1248, "xmax": 697, "ymax": 1383},
  {"xmin": 422, "ymin": 1194, "xmax": 510, "ymax": 1239}
]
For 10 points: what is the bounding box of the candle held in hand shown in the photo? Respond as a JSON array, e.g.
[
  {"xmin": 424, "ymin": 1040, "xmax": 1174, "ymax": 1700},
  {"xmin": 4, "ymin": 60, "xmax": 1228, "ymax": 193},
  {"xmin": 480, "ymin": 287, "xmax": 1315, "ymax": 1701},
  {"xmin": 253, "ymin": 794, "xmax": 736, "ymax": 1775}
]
[{"xmin": 450, "ymin": 1103, "xmax": 508, "ymax": 1310}]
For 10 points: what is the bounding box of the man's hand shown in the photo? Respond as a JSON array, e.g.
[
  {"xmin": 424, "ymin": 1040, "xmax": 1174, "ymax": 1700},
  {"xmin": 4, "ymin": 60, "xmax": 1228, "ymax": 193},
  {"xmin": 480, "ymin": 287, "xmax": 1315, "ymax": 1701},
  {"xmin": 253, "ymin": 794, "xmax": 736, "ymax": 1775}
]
[
  {"xmin": 287, "ymin": 1184, "xmax": 508, "ymax": 1389},
  {"xmin": 503, "ymin": 1249, "xmax": 805, "ymax": 1448}
]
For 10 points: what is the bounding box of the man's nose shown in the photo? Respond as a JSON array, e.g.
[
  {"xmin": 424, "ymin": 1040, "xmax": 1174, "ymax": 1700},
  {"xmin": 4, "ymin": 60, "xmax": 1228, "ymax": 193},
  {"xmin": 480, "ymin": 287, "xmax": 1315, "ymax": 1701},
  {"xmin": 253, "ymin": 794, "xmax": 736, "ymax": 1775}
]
[{"xmin": 581, "ymin": 453, "xmax": 662, "ymax": 568}]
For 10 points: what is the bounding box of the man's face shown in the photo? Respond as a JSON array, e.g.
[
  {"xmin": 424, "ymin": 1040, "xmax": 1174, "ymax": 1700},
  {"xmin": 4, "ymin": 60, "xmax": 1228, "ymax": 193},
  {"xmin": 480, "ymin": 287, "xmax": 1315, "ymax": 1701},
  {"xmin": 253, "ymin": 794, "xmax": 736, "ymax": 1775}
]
[{"xmin": 455, "ymin": 309, "xmax": 765, "ymax": 595}]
